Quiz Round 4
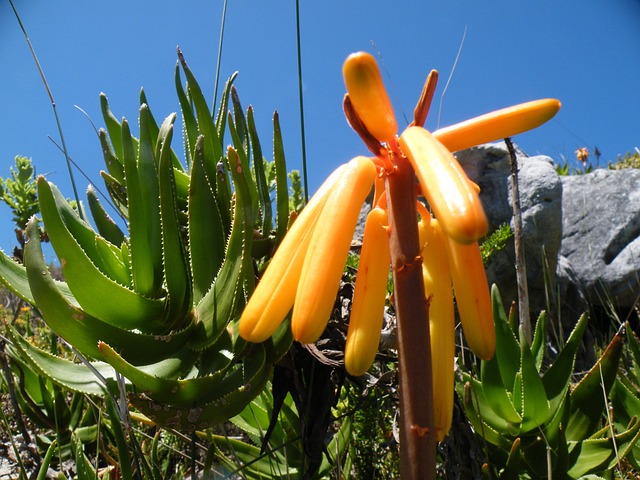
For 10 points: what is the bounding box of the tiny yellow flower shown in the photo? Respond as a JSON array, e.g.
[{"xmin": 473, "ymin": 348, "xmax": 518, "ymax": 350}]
[{"xmin": 575, "ymin": 147, "xmax": 589, "ymax": 161}]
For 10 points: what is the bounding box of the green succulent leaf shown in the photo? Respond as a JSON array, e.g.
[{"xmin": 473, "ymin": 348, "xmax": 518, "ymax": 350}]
[
  {"xmin": 98, "ymin": 128, "xmax": 124, "ymax": 184},
  {"xmin": 565, "ymin": 326, "xmax": 624, "ymax": 442},
  {"xmin": 491, "ymin": 285, "xmax": 521, "ymax": 392},
  {"xmin": 188, "ymin": 135, "xmax": 226, "ymax": 304},
  {"xmin": 530, "ymin": 310, "xmax": 547, "ymax": 371},
  {"xmin": 140, "ymin": 88, "xmax": 160, "ymax": 140},
  {"xmin": 100, "ymin": 171, "xmax": 128, "ymax": 218},
  {"xmin": 86, "ymin": 184, "xmax": 125, "ymax": 247},
  {"xmin": 177, "ymin": 49, "xmax": 226, "ymax": 203},
  {"xmin": 100, "ymin": 92, "xmax": 136, "ymax": 163},
  {"xmin": 72, "ymin": 433, "xmax": 97, "ymax": 480},
  {"xmin": 36, "ymin": 440, "xmax": 58, "ymax": 480},
  {"xmin": 124, "ymin": 112, "xmax": 163, "ymax": 297},
  {"xmin": 459, "ymin": 371, "xmax": 517, "ymax": 439},
  {"xmin": 458, "ymin": 379, "xmax": 514, "ymax": 450},
  {"xmin": 158, "ymin": 122, "xmax": 192, "ymax": 329},
  {"xmin": 172, "ymin": 168, "xmax": 190, "ymax": 207},
  {"xmin": 512, "ymin": 371, "xmax": 522, "ymax": 417},
  {"xmin": 191, "ymin": 147, "xmax": 254, "ymax": 349},
  {"xmin": 247, "ymin": 106, "xmax": 272, "ymax": 234},
  {"xmin": 37, "ymin": 177, "xmax": 167, "ymax": 333},
  {"xmin": 209, "ymin": 435, "xmax": 294, "ymax": 479},
  {"xmin": 263, "ymin": 317, "xmax": 294, "ymax": 365},
  {"xmin": 542, "ymin": 313, "xmax": 588, "ymax": 413},
  {"xmin": 0, "ymin": 247, "xmax": 39, "ymax": 304},
  {"xmin": 23, "ymin": 216, "xmax": 193, "ymax": 364},
  {"xmin": 221, "ymin": 386, "xmax": 306, "ymax": 473},
  {"xmin": 5, "ymin": 344, "xmax": 46, "ymax": 405},
  {"xmin": 232, "ymin": 390, "xmax": 283, "ymax": 444},
  {"xmin": 627, "ymin": 325, "xmax": 640, "ymax": 385},
  {"xmin": 250, "ymin": 386, "xmax": 302, "ymax": 450},
  {"xmin": 8, "ymin": 327, "xmax": 112, "ymax": 396},
  {"xmin": 93, "ymin": 235, "xmax": 131, "ymax": 287},
  {"xmin": 175, "ymin": 63, "xmax": 199, "ymax": 170},
  {"xmin": 322, "ymin": 413, "xmax": 353, "ymax": 476},
  {"xmin": 215, "ymin": 72, "xmax": 238, "ymax": 151},
  {"xmin": 567, "ymin": 416, "xmax": 640, "ymax": 478},
  {"xmin": 104, "ymin": 395, "xmax": 134, "ymax": 480},
  {"xmin": 98, "ymin": 342, "xmax": 242, "ymax": 407},
  {"xmin": 541, "ymin": 387, "xmax": 571, "ymax": 453},
  {"xmin": 177, "ymin": 49, "xmax": 222, "ymax": 161},
  {"xmin": 611, "ymin": 372, "xmax": 640, "ymax": 429},
  {"xmin": 273, "ymin": 111, "xmax": 290, "ymax": 244},
  {"xmin": 129, "ymin": 345, "xmax": 271, "ymax": 431},
  {"xmin": 518, "ymin": 325, "xmax": 551, "ymax": 432},
  {"xmin": 228, "ymin": 110, "xmax": 259, "ymax": 218},
  {"xmin": 231, "ymin": 87, "xmax": 250, "ymax": 157},
  {"xmin": 481, "ymin": 352, "xmax": 522, "ymax": 424}
]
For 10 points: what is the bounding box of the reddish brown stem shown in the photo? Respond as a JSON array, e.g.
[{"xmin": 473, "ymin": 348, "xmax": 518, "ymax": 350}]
[{"xmin": 385, "ymin": 150, "xmax": 436, "ymax": 479}]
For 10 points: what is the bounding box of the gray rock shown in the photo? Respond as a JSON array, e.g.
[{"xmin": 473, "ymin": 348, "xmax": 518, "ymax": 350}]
[
  {"xmin": 559, "ymin": 168, "xmax": 640, "ymax": 310},
  {"xmin": 456, "ymin": 143, "xmax": 563, "ymax": 316}
]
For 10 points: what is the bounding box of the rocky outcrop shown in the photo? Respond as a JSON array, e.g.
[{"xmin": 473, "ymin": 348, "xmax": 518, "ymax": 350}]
[
  {"xmin": 558, "ymin": 169, "xmax": 640, "ymax": 311},
  {"xmin": 459, "ymin": 144, "xmax": 640, "ymax": 326}
]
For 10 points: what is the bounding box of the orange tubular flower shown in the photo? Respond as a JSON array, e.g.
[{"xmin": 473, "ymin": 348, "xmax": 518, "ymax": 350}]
[
  {"xmin": 342, "ymin": 52, "xmax": 398, "ymax": 144},
  {"xmin": 418, "ymin": 214, "xmax": 455, "ymax": 442},
  {"xmin": 400, "ymin": 127, "xmax": 488, "ymax": 244},
  {"xmin": 433, "ymin": 99, "xmax": 561, "ymax": 153},
  {"xmin": 445, "ymin": 237, "xmax": 495, "ymax": 360},
  {"xmin": 292, "ymin": 156, "xmax": 377, "ymax": 344},
  {"xmin": 344, "ymin": 206, "xmax": 390, "ymax": 376},
  {"xmin": 239, "ymin": 165, "xmax": 346, "ymax": 343}
]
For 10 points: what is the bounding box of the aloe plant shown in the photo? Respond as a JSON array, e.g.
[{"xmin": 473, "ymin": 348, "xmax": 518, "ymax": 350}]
[
  {"xmin": 610, "ymin": 323, "xmax": 640, "ymax": 470},
  {"xmin": 0, "ymin": 51, "xmax": 293, "ymax": 433},
  {"xmin": 458, "ymin": 285, "xmax": 640, "ymax": 479}
]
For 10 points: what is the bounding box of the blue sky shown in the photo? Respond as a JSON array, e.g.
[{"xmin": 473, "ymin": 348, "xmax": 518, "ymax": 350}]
[{"xmin": 0, "ymin": 1, "xmax": 639, "ymax": 256}]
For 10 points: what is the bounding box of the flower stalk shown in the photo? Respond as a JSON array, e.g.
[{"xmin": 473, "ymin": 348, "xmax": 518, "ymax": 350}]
[{"xmin": 385, "ymin": 147, "xmax": 436, "ymax": 477}]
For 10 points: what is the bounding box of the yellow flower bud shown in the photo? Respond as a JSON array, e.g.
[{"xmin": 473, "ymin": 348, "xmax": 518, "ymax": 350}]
[
  {"xmin": 343, "ymin": 52, "xmax": 398, "ymax": 144},
  {"xmin": 399, "ymin": 126, "xmax": 488, "ymax": 244},
  {"xmin": 292, "ymin": 156, "xmax": 377, "ymax": 344},
  {"xmin": 344, "ymin": 206, "xmax": 390, "ymax": 376}
]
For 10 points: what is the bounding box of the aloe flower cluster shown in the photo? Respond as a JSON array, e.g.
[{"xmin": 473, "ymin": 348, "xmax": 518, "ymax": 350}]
[{"xmin": 240, "ymin": 51, "xmax": 560, "ymax": 442}]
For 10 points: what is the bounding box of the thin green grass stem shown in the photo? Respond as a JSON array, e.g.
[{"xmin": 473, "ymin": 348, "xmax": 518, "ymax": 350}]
[
  {"xmin": 295, "ymin": 0, "xmax": 309, "ymax": 203},
  {"xmin": 9, "ymin": 0, "xmax": 84, "ymax": 220},
  {"xmin": 212, "ymin": 0, "xmax": 228, "ymax": 111}
]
